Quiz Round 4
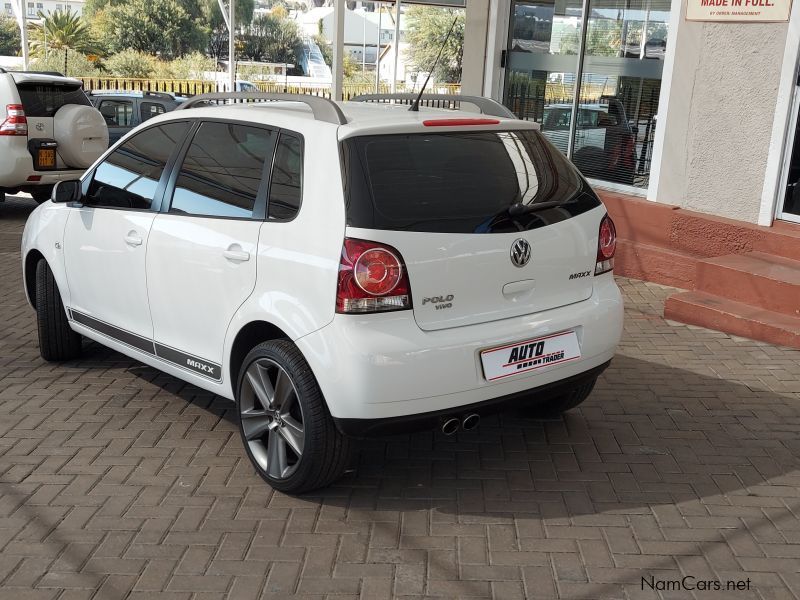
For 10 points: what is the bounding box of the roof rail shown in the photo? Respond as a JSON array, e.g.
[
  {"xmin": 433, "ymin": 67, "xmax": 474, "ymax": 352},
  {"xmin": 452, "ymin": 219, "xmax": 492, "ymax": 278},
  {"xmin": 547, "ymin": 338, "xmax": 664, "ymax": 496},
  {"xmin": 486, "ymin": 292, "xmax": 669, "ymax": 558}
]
[
  {"xmin": 0, "ymin": 67, "xmax": 5, "ymax": 74},
  {"xmin": 350, "ymin": 93, "xmax": 517, "ymax": 119},
  {"xmin": 176, "ymin": 92, "xmax": 347, "ymax": 125}
]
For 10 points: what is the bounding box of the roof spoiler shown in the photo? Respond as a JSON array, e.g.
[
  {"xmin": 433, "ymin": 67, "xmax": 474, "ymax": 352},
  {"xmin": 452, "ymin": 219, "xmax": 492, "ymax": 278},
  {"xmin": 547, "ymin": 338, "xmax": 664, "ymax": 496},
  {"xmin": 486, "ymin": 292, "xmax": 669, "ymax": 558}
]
[
  {"xmin": 176, "ymin": 92, "xmax": 347, "ymax": 125},
  {"xmin": 350, "ymin": 93, "xmax": 518, "ymax": 120}
]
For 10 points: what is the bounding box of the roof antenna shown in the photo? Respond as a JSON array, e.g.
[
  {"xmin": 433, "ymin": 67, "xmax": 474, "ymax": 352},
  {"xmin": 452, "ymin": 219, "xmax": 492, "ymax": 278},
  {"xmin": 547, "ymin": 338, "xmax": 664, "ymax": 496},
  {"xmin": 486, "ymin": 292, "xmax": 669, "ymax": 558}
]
[{"xmin": 409, "ymin": 16, "xmax": 459, "ymax": 112}]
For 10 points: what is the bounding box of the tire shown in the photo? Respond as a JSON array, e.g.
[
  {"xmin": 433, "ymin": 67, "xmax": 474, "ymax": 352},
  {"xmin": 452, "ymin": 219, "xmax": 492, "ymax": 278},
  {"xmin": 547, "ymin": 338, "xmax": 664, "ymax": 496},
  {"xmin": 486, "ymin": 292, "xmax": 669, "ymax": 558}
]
[
  {"xmin": 525, "ymin": 377, "xmax": 597, "ymax": 418},
  {"xmin": 53, "ymin": 104, "xmax": 109, "ymax": 169},
  {"xmin": 31, "ymin": 187, "xmax": 53, "ymax": 204},
  {"xmin": 35, "ymin": 259, "xmax": 82, "ymax": 361},
  {"xmin": 236, "ymin": 340, "xmax": 352, "ymax": 494}
]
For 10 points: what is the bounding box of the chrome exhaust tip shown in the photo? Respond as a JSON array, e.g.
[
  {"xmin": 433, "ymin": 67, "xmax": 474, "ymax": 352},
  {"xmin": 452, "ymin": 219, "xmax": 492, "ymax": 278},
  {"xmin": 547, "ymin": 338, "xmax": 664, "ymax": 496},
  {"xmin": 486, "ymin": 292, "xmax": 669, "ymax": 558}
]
[
  {"xmin": 441, "ymin": 418, "xmax": 460, "ymax": 436},
  {"xmin": 461, "ymin": 413, "xmax": 480, "ymax": 431}
]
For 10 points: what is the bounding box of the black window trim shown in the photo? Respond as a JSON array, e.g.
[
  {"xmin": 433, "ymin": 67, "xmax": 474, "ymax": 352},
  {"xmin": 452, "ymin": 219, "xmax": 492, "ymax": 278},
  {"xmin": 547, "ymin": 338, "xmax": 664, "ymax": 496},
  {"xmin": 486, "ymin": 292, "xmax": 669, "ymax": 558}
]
[
  {"xmin": 265, "ymin": 129, "xmax": 304, "ymax": 223},
  {"xmin": 161, "ymin": 117, "xmax": 303, "ymax": 223},
  {"xmin": 79, "ymin": 119, "xmax": 194, "ymax": 214}
]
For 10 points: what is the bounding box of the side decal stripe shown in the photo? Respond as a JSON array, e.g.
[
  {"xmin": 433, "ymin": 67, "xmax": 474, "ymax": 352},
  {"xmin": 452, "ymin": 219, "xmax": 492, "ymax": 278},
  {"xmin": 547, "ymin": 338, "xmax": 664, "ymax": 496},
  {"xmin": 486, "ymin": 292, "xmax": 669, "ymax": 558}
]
[
  {"xmin": 68, "ymin": 309, "xmax": 222, "ymax": 381},
  {"xmin": 154, "ymin": 343, "xmax": 221, "ymax": 380},
  {"xmin": 70, "ymin": 310, "xmax": 156, "ymax": 355}
]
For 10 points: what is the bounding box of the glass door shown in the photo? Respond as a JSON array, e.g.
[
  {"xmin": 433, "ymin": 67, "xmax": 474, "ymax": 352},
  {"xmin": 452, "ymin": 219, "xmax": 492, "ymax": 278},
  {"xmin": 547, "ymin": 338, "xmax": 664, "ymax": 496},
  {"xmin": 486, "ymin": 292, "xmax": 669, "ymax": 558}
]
[
  {"xmin": 778, "ymin": 84, "xmax": 800, "ymax": 223},
  {"xmin": 503, "ymin": 0, "xmax": 670, "ymax": 192},
  {"xmin": 503, "ymin": 0, "xmax": 582, "ymax": 150}
]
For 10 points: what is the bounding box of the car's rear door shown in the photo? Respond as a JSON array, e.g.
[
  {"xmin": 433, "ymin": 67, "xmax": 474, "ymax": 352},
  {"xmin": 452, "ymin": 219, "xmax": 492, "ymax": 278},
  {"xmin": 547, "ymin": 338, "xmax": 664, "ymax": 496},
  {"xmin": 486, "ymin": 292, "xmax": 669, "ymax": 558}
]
[
  {"xmin": 63, "ymin": 121, "xmax": 192, "ymax": 347},
  {"xmin": 145, "ymin": 120, "xmax": 279, "ymax": 382}
]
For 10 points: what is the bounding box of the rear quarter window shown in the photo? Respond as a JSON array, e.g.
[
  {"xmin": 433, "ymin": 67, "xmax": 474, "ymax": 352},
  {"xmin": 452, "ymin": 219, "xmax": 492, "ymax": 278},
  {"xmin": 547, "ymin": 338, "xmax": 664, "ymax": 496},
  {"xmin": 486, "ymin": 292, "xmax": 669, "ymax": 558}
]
[
  {"xmin": 341, "ymin": 129, "xmax": 600, "ymax": 234},
  {"xmin": 15, "ymin": 83, "xmax": 91, "ymax": 117}
]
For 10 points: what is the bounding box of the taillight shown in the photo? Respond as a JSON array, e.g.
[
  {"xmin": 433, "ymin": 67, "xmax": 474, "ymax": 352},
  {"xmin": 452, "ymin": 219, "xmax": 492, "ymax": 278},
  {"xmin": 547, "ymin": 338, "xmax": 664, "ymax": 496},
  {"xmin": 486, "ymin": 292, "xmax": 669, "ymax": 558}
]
[
  {"xmin": 0, "ymin": 104, "xmax": 28, "ymax": 136},
  {"xmin": 336, "ymin": 238, "xmax": 412, "ymax": 313},
  {"xmin": 595, "ymin": 215, "xmax": 616, "ymax": 275}
]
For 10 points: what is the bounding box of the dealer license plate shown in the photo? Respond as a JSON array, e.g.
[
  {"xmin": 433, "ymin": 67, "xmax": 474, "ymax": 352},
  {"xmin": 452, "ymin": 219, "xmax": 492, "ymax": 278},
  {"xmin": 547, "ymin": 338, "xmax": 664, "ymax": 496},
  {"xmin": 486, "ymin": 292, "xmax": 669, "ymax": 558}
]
[
  {"xmin": 480, "ymin": 331, "xmax": 581, "ymax": 381},
  {"xmin": 38, "ymin": 148, "xmax": 56, "ymax": 168}
]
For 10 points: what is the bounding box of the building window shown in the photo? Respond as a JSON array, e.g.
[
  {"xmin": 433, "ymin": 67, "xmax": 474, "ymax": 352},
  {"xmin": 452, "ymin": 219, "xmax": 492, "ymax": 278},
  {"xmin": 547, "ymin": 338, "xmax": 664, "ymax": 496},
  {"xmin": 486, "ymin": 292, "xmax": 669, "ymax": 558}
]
[
  {"xmin": 36, "ymin": 2, "xmax": 42, "ymax": 11},
  {"xmin": 56, "ymin": 3, "xmax": 63, "ymax": 11},
  {"xmin": 4, "ymin": 3, "xmax": 12, "ymax": 16},
  {"xmin": 503, "ymin": 0, "xmax": 670, "ymax": 190},
  {"xmin": 27, "ymin": 2, "xmax": 34, "ymax": 16}
]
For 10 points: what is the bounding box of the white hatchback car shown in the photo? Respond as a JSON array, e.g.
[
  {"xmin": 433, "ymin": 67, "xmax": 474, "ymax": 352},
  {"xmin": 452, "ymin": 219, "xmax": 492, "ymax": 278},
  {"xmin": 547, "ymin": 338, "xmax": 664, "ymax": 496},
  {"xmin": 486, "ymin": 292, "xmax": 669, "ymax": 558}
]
[{"xmin": 21, "ymin": 93, "xmax": 623, "ymax": 493}]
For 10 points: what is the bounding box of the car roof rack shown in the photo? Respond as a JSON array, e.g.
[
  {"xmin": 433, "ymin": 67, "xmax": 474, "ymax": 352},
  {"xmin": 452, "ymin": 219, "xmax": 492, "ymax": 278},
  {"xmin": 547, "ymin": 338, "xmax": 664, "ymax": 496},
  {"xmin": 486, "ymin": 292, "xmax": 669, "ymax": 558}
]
[
  {"xmin": 177, "ymin": 92, "xmax": 347, "ymax": 125},
  {"xmin": 350, "ymin": 93, "xmax": 517, "ymax": 119}
]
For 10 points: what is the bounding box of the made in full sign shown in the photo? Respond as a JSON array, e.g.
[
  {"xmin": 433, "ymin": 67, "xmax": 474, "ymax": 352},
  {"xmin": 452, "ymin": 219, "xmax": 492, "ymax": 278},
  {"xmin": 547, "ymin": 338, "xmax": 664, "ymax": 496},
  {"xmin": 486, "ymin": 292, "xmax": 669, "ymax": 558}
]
[
  {"xmin": 700, "ymin": 0, "xmax": 774, "ymax": 6},
  {"xmin": 508, "ymin": 342, "xmax": 565, "ymax": 371}
]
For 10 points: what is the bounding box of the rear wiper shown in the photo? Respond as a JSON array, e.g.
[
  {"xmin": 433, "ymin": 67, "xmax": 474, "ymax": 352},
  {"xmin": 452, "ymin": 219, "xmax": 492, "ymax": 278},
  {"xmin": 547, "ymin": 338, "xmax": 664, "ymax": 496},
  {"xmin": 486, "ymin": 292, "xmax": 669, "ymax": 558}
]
[{"xmin": 507, "ymin": 200, "xmax": 564, "ymax": 216}]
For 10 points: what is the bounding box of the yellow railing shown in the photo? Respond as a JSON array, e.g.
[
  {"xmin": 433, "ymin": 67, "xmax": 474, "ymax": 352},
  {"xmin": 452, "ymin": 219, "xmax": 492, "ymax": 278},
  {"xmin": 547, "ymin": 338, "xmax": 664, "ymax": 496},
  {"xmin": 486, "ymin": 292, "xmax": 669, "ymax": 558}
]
[
  {"xmin": 79, "ymin": 78, "xmax": 217, "ymax": 95},
  {"xmin": 79, "ymin": 77, "xmax": 462, "ymax": 99}
]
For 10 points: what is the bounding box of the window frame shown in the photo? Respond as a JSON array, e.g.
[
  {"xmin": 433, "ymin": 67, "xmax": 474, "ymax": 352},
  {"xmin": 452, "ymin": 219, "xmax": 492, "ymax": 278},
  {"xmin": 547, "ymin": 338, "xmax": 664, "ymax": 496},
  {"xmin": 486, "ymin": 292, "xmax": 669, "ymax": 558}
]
[
  {"xmin": 97, "ymin": 98, "xmax": 135, "ymax": 128},
  {"xmin": 140, "ymin": 100, "xmax": 168, "ymax": 123},
  {"xmin": 265, "ymin": 130, "xmax": 305, "ymax": 223},
  {"xmin": 79, "ymin": 120, "xmax": 193, "ymax": 214},
  {"xmin": 162, "ymin": 118, "xmax": 303, "ymax": 223}
]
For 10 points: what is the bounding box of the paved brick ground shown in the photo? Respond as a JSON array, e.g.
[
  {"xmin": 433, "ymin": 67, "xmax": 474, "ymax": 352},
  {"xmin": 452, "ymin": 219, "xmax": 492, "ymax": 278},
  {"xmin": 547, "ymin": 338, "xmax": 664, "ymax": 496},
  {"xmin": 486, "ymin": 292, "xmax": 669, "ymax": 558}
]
[{"xmin": 2, "ymin": 195, "xmax": 800, "ymax": 600}]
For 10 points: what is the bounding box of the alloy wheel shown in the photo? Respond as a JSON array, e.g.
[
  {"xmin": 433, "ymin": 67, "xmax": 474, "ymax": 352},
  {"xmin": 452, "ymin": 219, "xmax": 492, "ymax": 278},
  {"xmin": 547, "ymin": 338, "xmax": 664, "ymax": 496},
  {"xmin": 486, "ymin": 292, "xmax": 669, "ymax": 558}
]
[{"xmin": 239, "ymin": 358, "xmax": 305, "ymax": 479}]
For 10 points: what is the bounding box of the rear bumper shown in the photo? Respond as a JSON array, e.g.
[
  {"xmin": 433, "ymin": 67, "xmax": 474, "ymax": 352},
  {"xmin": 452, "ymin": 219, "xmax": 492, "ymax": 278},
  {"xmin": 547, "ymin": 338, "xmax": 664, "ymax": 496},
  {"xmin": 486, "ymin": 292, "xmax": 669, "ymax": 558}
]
[
  {"xmin": 334, "ymin": 360, "xmax": 610, "ymax": 437},
  {"xmin": 0, "ymin": 140, "xmax": 85, "ymax": 190},
  {"xmin": 296, "ymin": 274, "xmax": 623, "ymax": 421}
]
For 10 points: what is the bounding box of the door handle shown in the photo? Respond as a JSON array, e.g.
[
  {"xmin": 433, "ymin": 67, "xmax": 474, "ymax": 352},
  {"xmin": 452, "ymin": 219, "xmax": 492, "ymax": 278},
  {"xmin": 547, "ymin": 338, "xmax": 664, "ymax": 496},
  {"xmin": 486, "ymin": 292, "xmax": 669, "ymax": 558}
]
[
  {"xmin": 223, "ymin": 247, "xmax": 250, "ymax": 262},
  {"xmin": 124, "ymin": 232, "xmax": 143, "ymax": 247}
]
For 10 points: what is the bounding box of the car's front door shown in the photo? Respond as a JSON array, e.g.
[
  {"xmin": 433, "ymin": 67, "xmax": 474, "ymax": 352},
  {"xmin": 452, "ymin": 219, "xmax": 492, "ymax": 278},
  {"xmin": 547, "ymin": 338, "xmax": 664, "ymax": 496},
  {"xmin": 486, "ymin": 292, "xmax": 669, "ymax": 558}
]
[
  {"xmin": 145, "ymin": 121, "xmax": 278, "ymax": 382},
  {"xmin": 63, "ymin": 121, "xmax": 191, "ymax": 350}
]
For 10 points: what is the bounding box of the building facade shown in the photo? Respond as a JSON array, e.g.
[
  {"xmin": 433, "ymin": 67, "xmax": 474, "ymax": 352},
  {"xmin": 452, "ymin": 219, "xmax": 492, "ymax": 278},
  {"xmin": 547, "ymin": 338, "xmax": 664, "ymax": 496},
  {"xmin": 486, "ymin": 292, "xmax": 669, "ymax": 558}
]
[
  {"xmin": 461, "ymin": 0, "xmax": 800, "ymax": 229},
  {"xmin": 4, "ymin": 0, "xmax": 84, "ymax": 20}
]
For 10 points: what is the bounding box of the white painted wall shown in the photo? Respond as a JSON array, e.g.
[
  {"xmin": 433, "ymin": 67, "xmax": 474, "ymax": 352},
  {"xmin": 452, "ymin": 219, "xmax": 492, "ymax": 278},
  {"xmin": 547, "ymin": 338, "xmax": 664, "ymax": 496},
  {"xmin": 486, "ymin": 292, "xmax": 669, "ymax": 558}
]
[
  {"xmin": 650, "ymin": 3, "xmax": 789, "ymax": 223},
  {"xmin": 461, "ymin": 0, "xmax": 490, "ymax": 95}
]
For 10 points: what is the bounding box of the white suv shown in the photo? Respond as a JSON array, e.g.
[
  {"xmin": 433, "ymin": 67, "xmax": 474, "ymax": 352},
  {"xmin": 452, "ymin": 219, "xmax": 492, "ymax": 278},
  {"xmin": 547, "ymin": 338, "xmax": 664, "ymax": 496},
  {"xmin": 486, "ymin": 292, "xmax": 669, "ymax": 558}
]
[
  {"xmin": 21, "ymin": 93, "xmax": 623, "ymax": 493},
  {"xmin": 1, "ymin": 69, "xmax": 108, "ymax": 203}
]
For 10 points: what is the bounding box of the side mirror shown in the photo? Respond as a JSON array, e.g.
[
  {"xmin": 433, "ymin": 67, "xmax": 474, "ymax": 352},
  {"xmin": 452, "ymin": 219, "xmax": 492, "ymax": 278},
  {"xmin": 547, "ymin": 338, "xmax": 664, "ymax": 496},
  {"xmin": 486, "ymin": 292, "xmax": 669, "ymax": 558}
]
[{"xmin": 52, "ymin": 180, "xmax": 81, "ymax": 204}]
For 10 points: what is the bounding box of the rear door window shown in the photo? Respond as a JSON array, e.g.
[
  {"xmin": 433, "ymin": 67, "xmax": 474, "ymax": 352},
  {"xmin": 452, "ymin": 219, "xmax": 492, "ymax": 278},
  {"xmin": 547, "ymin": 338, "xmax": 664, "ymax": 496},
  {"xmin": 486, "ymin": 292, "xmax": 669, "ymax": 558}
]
[
  {"xmin": 341, "ymin": 129, "xmax": 599, "ymax": 234},
  {"xmin": 141, "ymin": 101, "xmax": 167, "ymax": 122},
  {"xmin": 170, "ymin": 122, "xmax": 277, "ymax": 219},
  {"xmin": 15, "ymin": 83, "xmax": 91, "ymax": 117}
]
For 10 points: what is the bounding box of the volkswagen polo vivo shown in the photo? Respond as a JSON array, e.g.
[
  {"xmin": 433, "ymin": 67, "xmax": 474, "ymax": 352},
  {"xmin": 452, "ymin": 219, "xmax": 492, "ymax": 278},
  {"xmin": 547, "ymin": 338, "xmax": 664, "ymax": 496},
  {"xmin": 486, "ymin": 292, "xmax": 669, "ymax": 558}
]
[{"xmin": 21, "ymin": 93, "xmax": 623, "ymax": 493}]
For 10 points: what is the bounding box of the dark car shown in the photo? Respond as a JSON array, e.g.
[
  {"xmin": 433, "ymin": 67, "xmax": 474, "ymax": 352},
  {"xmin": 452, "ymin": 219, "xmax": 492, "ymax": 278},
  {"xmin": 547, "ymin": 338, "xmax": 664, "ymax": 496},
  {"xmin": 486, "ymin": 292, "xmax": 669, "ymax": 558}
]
[{"xmin": 89, "ymin": 91, "xmax": 186, "ymax": 144}]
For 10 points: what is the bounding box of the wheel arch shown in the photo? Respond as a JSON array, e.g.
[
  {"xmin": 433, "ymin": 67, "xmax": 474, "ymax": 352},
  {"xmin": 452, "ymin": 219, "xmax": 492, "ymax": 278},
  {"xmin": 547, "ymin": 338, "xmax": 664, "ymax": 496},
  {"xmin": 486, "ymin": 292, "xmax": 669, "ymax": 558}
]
[
  {"xmin": 23, "ymin": 249, "xmax": 45, "ymax": 309},
  {"xmin": 228, "ymin": 320, "xmax": 291, "ymax": 394}
]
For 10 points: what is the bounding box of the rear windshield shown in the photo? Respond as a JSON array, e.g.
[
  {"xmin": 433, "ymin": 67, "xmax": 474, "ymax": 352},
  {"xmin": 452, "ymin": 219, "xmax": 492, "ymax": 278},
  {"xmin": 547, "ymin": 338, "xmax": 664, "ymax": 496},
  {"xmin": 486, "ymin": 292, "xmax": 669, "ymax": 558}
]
[
  {"xmin": 16, "ymin": 83, "xmax": 91, "ymax": 117},
  {"xmin": 341, "ymin": 129, "xmax": 600, "ymax": 234}
]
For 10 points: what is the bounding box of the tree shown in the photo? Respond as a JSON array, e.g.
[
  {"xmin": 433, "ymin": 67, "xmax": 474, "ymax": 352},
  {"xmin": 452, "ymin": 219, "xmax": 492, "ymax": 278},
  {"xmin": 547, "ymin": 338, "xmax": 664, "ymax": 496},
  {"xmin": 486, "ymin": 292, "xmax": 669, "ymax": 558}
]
[
  {"xmin": 31, "ymin": 49, "xmax": 99, "ymax": 77},
  {"xmin": 404, "ymin": 7, "xmax": 464, "ymax": 84},
  {"xmin": 29, "ymin": 10, "xmax": 99, "ymax": 76},
  {"xmin": 0, "ymin": 16, "xmax": 21, "ymax": 56},
  {"xmin": 102, "ymin": 0, "xmax": 209, "ymax": 60},
  {"xmin": 239, "ymin": 14, "xmax": 301, "ymax": 66},
  {"xmin": 104, "ymin": 48, "xmax": 156, "ymax": 78},
  {"xmin": 203, "ymin": 0, "xmax": 255, "ymax": 61}
]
